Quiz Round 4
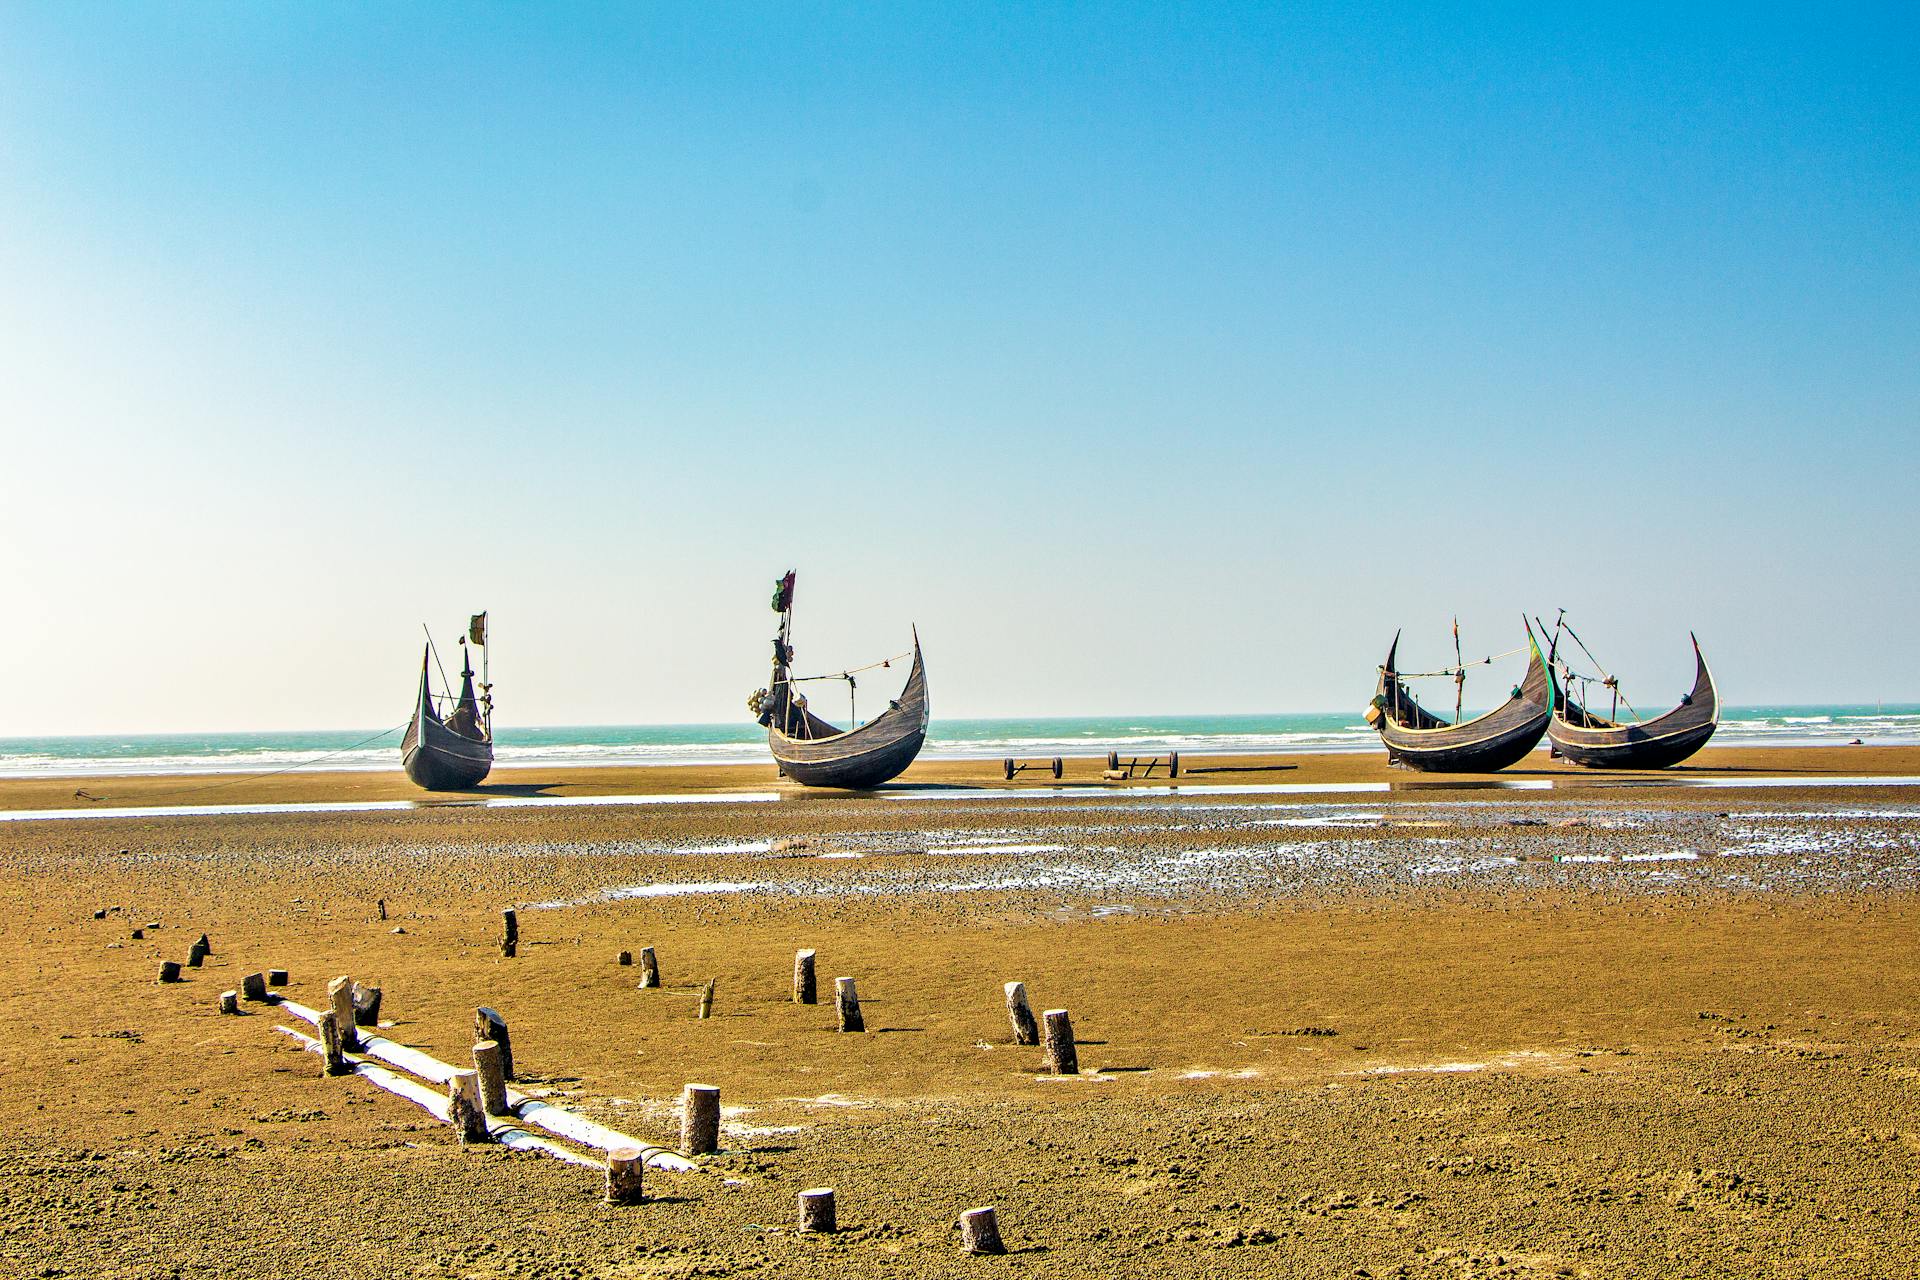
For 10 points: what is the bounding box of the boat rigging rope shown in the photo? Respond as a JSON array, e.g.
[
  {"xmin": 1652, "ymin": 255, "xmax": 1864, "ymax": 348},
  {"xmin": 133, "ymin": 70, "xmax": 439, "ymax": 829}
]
[
  {"xmin": 70, "ymin": 721, "xmax": 412, "ymax": 805},
  {"xmin": 1382, "ymin": 644, "xmax": 1529, "ymax": 680},
  {"xmin": 1551, "ymin": 617, "xmax": 1641, "ymax": 723},
  {"xmin": 788, "ymin": 650, "xmax": 913, "ymax": 684}
]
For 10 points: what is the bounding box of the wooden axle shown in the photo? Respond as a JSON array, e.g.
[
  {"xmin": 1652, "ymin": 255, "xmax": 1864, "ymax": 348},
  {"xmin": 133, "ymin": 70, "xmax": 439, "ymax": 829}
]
[
  {"xmin": 1002, "ymin": 757, "xmax": 1065, "ymax": 781},
  {"xmin": 1104, "ymin": 750, "xmax": 1180, "ymax": 779}
]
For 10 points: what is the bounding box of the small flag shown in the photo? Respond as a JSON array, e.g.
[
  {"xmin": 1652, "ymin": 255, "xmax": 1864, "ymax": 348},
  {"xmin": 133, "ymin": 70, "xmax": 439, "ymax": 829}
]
[
  {"xmin": 469, "ymin": 613, "xmax": 488, "ymax": 646},
  {"xmin": 771, "ymin": 571, "xmax": 796, "ymax": 614}
]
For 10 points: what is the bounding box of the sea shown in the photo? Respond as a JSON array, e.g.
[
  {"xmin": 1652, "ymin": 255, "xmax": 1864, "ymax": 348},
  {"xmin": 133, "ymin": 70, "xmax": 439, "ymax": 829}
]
[{"xmin": 0, "ymin": 706, "xmax": 1915, "ymax": 778}]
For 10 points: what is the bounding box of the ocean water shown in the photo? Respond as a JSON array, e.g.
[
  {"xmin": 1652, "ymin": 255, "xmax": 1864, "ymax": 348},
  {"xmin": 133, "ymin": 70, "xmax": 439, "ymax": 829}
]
[{"xmin": 0, "ymin": 706, "xmax": 1914, "ymax": 778}]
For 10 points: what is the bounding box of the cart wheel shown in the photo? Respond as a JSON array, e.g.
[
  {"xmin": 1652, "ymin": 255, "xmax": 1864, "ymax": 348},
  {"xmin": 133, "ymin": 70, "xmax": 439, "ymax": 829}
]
[
  {"xmin": 1051, "ymin": 757, "xmax": 1063, "ymax": 779},
  {"xmin": 1106, "ymin": 750, "xmax": 1119, "ymax": 771},
  {"xmin": 1003, "ymin": 758, "xmax": 1015, "ymax": 781}
]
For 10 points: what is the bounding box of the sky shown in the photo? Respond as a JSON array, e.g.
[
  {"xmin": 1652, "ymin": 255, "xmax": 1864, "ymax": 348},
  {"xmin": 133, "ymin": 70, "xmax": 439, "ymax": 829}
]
[{"xmin": 1, "ymin": 4, "xmax": 1916, "ymax": 734}]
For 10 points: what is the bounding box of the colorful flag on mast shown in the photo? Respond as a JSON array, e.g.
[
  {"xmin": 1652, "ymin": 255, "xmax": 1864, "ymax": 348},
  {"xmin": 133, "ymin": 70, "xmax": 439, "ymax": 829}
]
[
  {"xmin": 771, "ymin": 571, "xmax": 796, "ymax": 613},
  {"xmin": 469, "ymin": 613, "xmax": 488, "ymax": 646}
]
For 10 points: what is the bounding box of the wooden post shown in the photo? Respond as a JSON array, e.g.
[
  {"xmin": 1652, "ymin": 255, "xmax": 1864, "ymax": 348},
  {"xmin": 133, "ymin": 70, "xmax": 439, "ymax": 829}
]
[
  {"xmin": 617, "ymin": 950, "xmax": 632, "ymax": 967},
  {"xmin": 472, "ymin": 1040, "xmax": 510, "ymax": 1116},
  {"xmin": 377, "ymin": 898, "xmax": 388, "ymax": 921},
  {"xmin": 241, "ymin": 972, "xmax": 268, "ymax": 1002},
  {"xmin": 131, "ymin": 928, "xmax": 144, "ymax": 940},
  {"xmin": 1004, "ymin": 981, "xmax": 1039, "ymax": 1045},
  {"xmin": 1044, "ymin": 1008, "xmax": 1078, "ymax": 1075},
  {"xmin": 327, "ymin": 976, "xmax": 360, "ymax": 1052},
  {"xmin": 697, "ymin": 978, "xmax": 716, "ymax": 1020},
  {"xmin": 793, "ymin": 949, "xmax": 817, "ymax": 1004},
  {"xmin": 637, "ymin": 946, "xmax": 659, "ymax": 989},
  {"xmin": 448, "ymin": 1069, "xmax": 488, "ymax": 1145},
  {"xmin": 217, "ymin": 989, "xmax": 239, "ymax": 1015},
  {"xmin": 959, "ymin": 1206, "xmax": 1006, "ymax": 1254},
  {"xmin": 267, "ymin": 969, "xmax": 289, "ymax": 987},
  {"xmin": 605, "ymin": 1146, "xmax": 646, "ymax": 1205},
  {"xmin": 193, "ymin": 932, "xmax": 212, "ymax": 957},
  {"xmin": 158, "ymin": 960, "xmax": 182, "ymax": 984},
  {"xmin": 681, "ymin": 1083, "xmax": 720, "ymax": 1156},
  {"xmin": 798, "ymin": 1187, "xmax": 837, "ymax": 1232},
  {"xmin": 501, "ymin": 908, "xmax": 518, "ymax": 958},
  {"xmin": 352, "ymin": 983, "xmax": 383, "ymax": 1026},
  {"xmin": 475, "ymin": 1007, "xmax": 513, "ymax": 1079},
  {"xmin": 186, "ymin": 937, "xmax": 208, "ymax": 968},
  {"xmin": 319, "ymin": 1010, "xmax": 351, "ymax": 1076},
  {"xmin": 835, "ymin": 977, "xmax": 864, "ymax": 1032}
]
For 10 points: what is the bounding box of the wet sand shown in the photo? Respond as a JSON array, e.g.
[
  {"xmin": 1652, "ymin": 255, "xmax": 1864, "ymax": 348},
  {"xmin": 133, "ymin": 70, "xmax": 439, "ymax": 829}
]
[
  {"xmin": 6, "ymin": 742, "xmax": 1919, "ymax": 810},
  {"xmin": 5, "ymin": 749, "xmax": 1919, "ymax": 1277}
]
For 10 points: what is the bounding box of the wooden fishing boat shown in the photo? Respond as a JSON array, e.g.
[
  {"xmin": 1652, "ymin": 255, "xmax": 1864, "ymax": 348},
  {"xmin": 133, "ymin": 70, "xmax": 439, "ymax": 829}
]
[
  {"xmin": 402, "ymin": 615, "xmax": 493, "ymax": 791},
  {"xmin": 753, "ymin": 572, "xmax": 929, "ymax": 789},
  {"xmin": 1367, "ymin": 621, "xmax": 1554, "ymax": 772},
  {"xmin": 1547, "ymin": 633, "xmax": 1718, "ymax": 769}
]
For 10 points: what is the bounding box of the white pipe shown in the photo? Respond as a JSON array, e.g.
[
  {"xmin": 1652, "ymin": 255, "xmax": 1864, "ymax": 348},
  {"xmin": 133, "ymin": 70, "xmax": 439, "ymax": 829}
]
[
  {"xmin": 277, "ymin": 1000, "xmax": 695, "ymax": 1172},
  {"xmin": 275, "ymin": 1025, "xmax": 600, "ymax": 1168}
]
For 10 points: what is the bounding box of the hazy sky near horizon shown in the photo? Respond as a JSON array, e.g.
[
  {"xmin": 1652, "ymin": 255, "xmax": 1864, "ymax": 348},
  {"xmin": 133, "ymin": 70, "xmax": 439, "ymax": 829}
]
[{"xmin": 2, "ymin": 5, "xmax": 1916, "ymax": 734}]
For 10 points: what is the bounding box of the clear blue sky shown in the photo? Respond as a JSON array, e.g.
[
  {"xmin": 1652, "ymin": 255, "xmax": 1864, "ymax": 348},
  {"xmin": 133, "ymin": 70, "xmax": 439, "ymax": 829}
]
[{"xmin": 1, "ymin": 4, "xmax": 1915, "ymax": 733}]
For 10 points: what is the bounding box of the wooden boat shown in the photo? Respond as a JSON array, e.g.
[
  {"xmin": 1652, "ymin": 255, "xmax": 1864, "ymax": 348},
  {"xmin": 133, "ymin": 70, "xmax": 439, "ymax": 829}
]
[
  {"xmin": 1547, "ymin": 633, "xmax": 1719, "ymax": 769},
  {"xmin": 754, "ymin": 573, "xmax": 929, "ymax": 789},
  {"xmin": 1367, "ymin": 621, "xmax": 1554, "ymax": 772},
  {"xmin": 402, "ymin": 616, "xmax": 493, "ymax": 791}
]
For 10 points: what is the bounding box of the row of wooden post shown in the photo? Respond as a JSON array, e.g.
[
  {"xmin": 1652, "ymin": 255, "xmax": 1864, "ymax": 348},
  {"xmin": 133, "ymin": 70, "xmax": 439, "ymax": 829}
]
[
  {"xmin": 617, "ymin": 945, "xmax": 1074, "ymax": 1069},
  {"xmin": 202, "ymin": 951, "xmax": 1016, "ymax": 1252}
]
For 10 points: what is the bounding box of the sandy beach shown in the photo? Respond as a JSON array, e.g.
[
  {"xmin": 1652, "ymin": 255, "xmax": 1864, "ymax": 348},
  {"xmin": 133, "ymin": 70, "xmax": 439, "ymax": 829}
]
[{"xmin": 3, "ymin": 744, "xmax": 1917, "ymax": 1277}]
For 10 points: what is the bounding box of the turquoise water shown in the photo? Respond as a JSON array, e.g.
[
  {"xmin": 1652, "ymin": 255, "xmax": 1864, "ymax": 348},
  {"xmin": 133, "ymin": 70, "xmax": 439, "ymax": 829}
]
[{"xmin": 0, "ymin": 706, "xmax": 1914, "ymax": 777}]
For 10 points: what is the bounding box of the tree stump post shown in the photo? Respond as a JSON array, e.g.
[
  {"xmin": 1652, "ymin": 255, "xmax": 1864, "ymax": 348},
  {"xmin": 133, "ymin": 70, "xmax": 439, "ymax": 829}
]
[
  {"xmin": 835, "ymin": 977, "xmax": 865, "ymax": 1033},
  {"xmin": 186, "ymin": 937, "xmax": 209, "ymax": 968},
  {"xmin": 959, "ymin": 1206, "xmax": 1006, "ymax": 1254},
  {"xmin": 352, "ymin": 982, "xmax": 383, "ymax": 1026},
  {"xmin": 472, "ymin": 1039, "xmax": 510, "ymax": 1116},
  {"xmin": 267, "ymin": 969, "xmax": 289, "ymax": 987},
  {"xmin": 637, "ymin": 946, "xmax": 660, "ymax": 989},
  {"xmin": 217, "ymin": 989, "xmax": 239, "ymax": 1015},
  {"xmin": 617, "ymin": 950, "xmax": 632, "ymax": 967},
  {"xmin": 241, "ymin": 972, "xmax": 268, "ymax": 1002},
  {"xmin": 501, "ymin": 908, "xmax": 518, "ymax": 958},
  {"xmin": 798, "ymin": 1187, "xmax": 838, "ymax": 1232},
  {"xmin": 605, "ymin": 1146, "xmax": 646, "ymax": 1204},
  {"xmin": 377, "ymin": 898, "xmax": 387, "ymax": 921},
  {"xmin": 157, "ymin": 960, "xmax": 182, "ymax": 984},
  {"xmin": 1043, "ymin": 1008, "xmax": 1078, "ymax": 1075},
  {"xmin": 794, "ymin": 949, "xmax": 817, "ymax": 1004},
  {"xmin": 696, "ymin": 978, "xmax": 716, "ymax": 1020},
  {"xmin": 193, "ymin": 932, "xmax": 212, "ymax": 957},
  {"xmin": 327, "ymin": 976, "xmax": 360, "ymax": 1052},
  {"xmin": 448, "ymin": 1069, "xmax": 489, "ymax": 1145},
  {"xmin": 475, "ymin": 1007, "xmax": 513, "ymax": 1079},
  {"xmin": 1004, "ymin": 981, "xmax": 1039, "ymax": 1045},
  {"xmin": 319, "ymin": 1010, "xmax": 351, "ymax": 1076},
  {"xmin": 681, "ymin": 1083, "xmax": 720, "ymax": 1156}
]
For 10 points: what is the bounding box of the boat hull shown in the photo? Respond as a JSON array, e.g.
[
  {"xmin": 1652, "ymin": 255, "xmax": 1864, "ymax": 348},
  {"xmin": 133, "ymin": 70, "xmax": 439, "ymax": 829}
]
[
  {"xmin": 768, "ymin": 641, "xmax": 929, "ymax": 789},
  {"xmin": 1548, "ymin": 637, "xmax": 1718, "ymax": 769},
  {"xmin": 1372, "ymin": 623, "xmax": 1555, "ymax": 773},
  {"xmin": 1384, "ymin": 707, "xmax": 1551, "ymax": 772},
  {"xmin": 402, "ymin": 710, "xmax": 493, "ymax": 791},
  {"xmin": 1549, "ymin": 718, "xmax": 1716, "ymax": 769}
]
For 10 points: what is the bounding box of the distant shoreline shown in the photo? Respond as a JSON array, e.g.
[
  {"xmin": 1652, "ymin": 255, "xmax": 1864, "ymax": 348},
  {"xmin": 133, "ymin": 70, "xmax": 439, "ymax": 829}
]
[
  {"xmin": 1, "ymin": 705, "xmax": 1916, "ymax": 778},
  {"xmin": 4, "ymin": 743, "xmax": 1919, "ymax": 813}
]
